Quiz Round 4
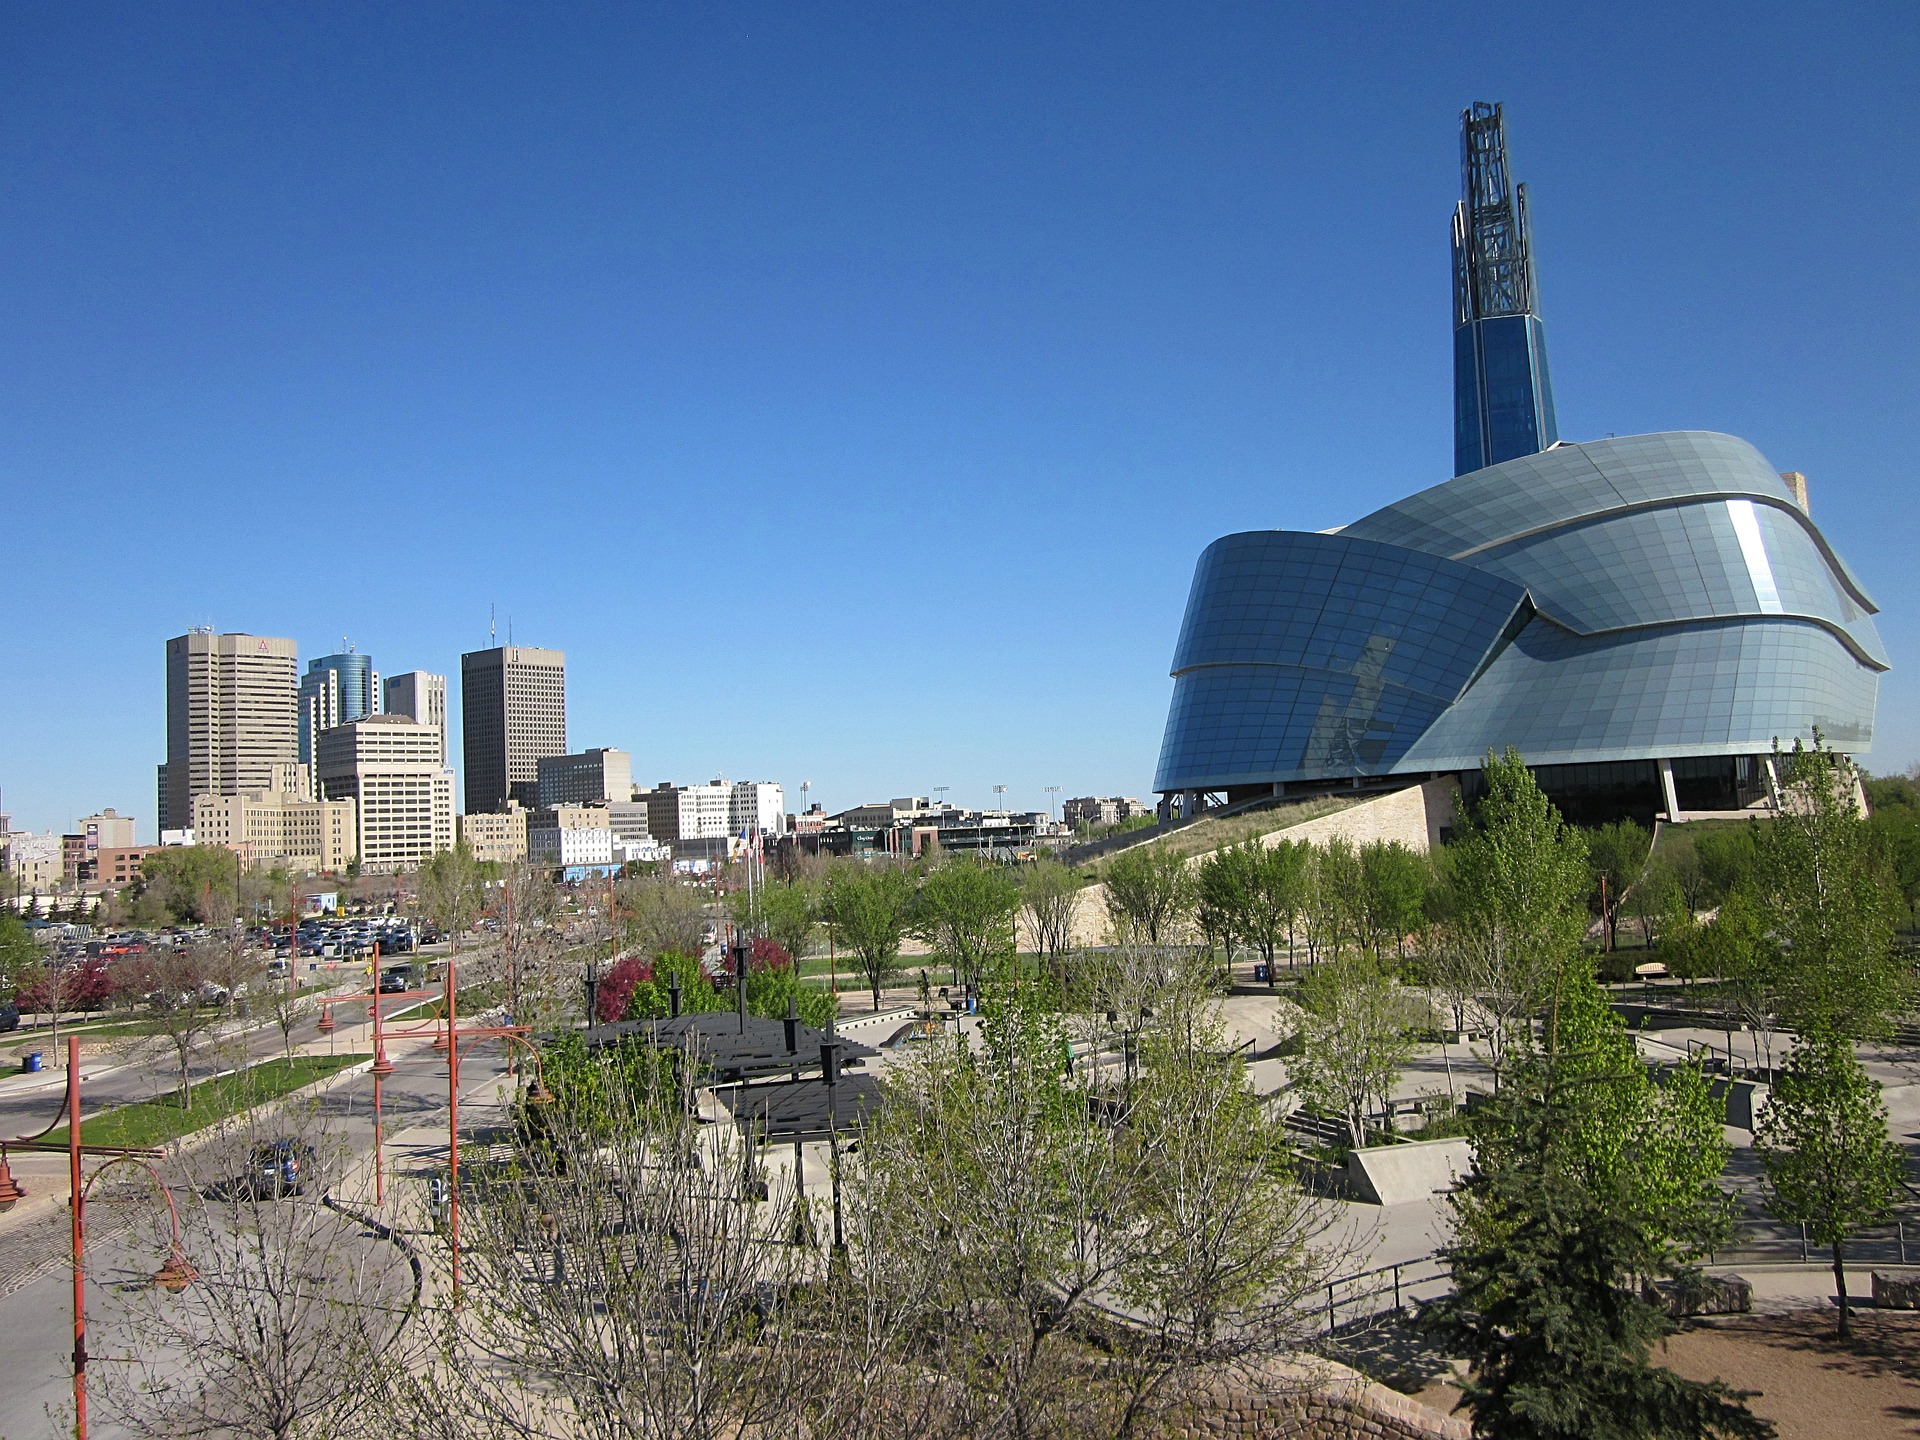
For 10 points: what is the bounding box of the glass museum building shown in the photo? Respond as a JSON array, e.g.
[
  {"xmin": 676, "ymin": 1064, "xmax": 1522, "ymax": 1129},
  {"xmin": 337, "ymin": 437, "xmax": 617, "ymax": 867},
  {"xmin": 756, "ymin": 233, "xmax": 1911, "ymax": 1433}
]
[{"xmin": 1152, "ymin": 108, "xmax": 1886, "ymax": 828}]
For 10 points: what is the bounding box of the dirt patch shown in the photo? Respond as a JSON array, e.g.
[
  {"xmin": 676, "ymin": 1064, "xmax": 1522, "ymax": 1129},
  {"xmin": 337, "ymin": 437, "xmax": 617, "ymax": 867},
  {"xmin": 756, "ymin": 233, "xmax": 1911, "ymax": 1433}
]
[{"xmin": 1661, "ymin": 1310, "xmax": 1920, "ymax": 1439}]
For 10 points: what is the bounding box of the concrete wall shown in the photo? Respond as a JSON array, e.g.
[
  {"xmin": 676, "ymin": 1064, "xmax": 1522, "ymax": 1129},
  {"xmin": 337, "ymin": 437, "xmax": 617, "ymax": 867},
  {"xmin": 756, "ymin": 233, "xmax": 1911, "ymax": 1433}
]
[
  {"xmin": 1034, "ymin": 780, "xmax": 1460, "ymax": 951},
  {"xmin": 1344, "ymin": 1137, "xmax": 1472, "ymax": 1207}
]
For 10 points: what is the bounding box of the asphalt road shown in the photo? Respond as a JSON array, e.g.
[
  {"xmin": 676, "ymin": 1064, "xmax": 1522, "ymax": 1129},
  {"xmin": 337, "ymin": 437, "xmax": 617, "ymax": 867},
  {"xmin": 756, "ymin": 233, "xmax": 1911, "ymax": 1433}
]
[{"xmin": 0, "ymin": 993, "xmax": 430, "ymax": 1141}]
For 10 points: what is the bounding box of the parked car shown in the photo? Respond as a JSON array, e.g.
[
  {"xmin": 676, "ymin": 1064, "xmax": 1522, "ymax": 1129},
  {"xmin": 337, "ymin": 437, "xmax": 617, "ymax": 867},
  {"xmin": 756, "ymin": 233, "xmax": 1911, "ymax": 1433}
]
[
  {"xmin": 243, "ymin": 1138, "xmax": 316, "ymax": 1198},
  {"xmin": 378, "ymin": 969, "xmax": 409, "ymax": 994}
]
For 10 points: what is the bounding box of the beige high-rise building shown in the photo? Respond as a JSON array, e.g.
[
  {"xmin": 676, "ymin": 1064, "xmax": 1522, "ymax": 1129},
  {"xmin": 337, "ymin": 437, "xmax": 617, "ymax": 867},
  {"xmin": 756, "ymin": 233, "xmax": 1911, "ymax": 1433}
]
[
  {"xmin": 158, "ymin": 631, "xmax": 299, "ymax": 833},
  {"xmin": 460, "ymin": 645, "xmax": 566, "ymax": 813},
  {"xmin": 317, "ymin": 715, "xmax": 456, "ymax": 873},
  {"xmin": 384, "ymin": 671, "xmax": 449, "ymax": 765},
  {"xmin": 191, "ymin": 790, "xmax": 358, "ymax": 873}
]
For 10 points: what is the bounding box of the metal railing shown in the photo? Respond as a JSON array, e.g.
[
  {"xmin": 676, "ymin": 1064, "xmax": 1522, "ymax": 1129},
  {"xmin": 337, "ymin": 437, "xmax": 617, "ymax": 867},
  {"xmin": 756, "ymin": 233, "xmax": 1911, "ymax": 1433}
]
[{"xmin": 1318, "ymin": 1253, "xmax": 1449, "ymax": 1334}]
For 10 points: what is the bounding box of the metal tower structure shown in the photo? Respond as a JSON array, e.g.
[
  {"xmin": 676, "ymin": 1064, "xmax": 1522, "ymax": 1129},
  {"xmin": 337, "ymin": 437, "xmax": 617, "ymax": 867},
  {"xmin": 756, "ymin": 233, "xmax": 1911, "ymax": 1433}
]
[{"xmin": 1452, "ymin": 101, "xmax": 1558, "ymax": 476}]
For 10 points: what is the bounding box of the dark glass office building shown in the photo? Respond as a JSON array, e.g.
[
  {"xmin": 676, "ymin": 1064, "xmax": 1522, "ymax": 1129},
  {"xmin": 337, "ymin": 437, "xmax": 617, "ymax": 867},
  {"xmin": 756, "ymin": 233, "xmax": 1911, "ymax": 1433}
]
[{"xmin": 1153, "ymin": 108, "xmax": 1887, "ymax": 827}]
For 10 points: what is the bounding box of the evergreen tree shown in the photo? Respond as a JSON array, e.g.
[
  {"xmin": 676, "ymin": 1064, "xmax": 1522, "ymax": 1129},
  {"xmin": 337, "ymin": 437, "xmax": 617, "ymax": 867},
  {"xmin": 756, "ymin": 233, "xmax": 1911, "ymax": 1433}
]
[
  {"xmin": 1424, "ymin": 1071, "xmax": 1772, "ymax": 1440},
  {"xmin": 1755, "ymin": 1033, "xmax": 1905, "ymax": 1339}
]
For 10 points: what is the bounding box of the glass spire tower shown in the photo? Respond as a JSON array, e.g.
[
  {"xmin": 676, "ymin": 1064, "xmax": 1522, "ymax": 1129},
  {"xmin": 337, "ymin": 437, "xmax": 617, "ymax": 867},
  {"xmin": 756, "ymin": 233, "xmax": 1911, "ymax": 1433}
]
[{"xmin": 1452, "ymin": 102, "xmax": 1557, "ymax": 476}]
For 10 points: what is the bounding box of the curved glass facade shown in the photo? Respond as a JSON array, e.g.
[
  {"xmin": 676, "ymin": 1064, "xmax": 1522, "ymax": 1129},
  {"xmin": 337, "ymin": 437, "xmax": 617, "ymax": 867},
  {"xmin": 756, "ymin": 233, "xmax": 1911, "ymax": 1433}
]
[{"xmin": 1155, "ymin": 432, "xmax": 1886, "ymax": 798}]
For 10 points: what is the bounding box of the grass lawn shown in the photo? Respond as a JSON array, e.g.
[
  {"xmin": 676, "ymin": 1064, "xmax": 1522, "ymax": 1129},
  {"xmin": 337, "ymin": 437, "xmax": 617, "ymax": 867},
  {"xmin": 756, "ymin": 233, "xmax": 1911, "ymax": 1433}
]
[{"xmin": 42, "ymin": 1053, "xmax": 369, "ymax": 1150}]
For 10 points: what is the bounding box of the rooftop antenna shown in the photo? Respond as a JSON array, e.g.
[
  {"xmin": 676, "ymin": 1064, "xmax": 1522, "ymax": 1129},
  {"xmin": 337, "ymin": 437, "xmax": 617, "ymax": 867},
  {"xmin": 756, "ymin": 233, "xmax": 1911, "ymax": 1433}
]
[
  {"xmin": 490, "ymin": 604, "xmax": 496, "ymax": 647},
  {"xmin": 508, "ymin": 616, "xmax": 514, "ymax": 646}
]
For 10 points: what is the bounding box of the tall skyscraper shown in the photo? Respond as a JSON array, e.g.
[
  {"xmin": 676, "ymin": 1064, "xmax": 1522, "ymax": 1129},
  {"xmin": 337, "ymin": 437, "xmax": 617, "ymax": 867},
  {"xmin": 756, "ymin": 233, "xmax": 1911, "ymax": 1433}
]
[
  {"xmin": 384, "ymin": 671, "xmax": 448, "ymax": 764},
  {"xmin": 460, "ymin": 646, "xmax": 566, "ymax": 814},
  {"xmin": 298, "ymin": 648, "xmax": 379, "ymax": 768},
  {"xmin": 158, "ymin": 630, "xmax": 299, "ymax": 833},
  {"xmin": 1452, "ymin": 101, "xmax": 1557, "ymax": 476}
]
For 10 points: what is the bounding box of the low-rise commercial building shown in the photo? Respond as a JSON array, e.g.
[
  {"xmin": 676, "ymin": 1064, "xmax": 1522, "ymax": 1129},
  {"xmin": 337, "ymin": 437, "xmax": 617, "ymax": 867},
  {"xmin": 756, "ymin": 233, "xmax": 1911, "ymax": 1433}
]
[
  {"xmin": 642, "ymin": 781, "xmax": 732, "ymax": 843},
  {"xmin": 459, "ymin": 803, "xmax": 528, "ymax": 864},
  {"xmin": 3, "ymin": 831, "xmax": 62, "ymax": 889},
  {"xmin": 529, "ymin": 823, "xmax": 614, "ymax": 875},
  {"xmin": 190, "ymin": 789, "xmax": 359, "ymax": 873},
  {"xmin": 95, "ymin": 846, "xmax": 162, "ymax": 888}
]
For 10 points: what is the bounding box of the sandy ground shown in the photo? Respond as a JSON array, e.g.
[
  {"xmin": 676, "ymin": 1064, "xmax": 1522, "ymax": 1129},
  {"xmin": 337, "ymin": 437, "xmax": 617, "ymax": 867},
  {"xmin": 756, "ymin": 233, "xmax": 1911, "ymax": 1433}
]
[{"xmin": 1408, "ymin": 1310, "xmax": 1920, "ymax": 1439}]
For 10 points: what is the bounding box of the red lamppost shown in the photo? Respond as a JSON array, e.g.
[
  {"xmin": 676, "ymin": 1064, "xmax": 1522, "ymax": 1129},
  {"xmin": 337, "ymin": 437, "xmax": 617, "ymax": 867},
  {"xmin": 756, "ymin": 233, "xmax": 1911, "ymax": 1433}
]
[
  {"xmin": 434, "ymin": 956, "xmax": 554, "ymax": 1306},
  {"xmin": 4, "ymin": 1036, "xmax": 176, "ymax": 1440}
]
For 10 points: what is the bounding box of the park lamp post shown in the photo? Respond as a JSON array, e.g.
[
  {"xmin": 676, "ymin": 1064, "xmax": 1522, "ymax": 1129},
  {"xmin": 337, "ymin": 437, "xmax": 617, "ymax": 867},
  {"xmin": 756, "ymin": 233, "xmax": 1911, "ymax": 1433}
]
[
  {"xmin": 4, "ymin": 1036, "xmax": 185, "ymax": 1440},
  {"xmin": 436, "ymin": 956, "xmax": 555, "ymax": 1307}
]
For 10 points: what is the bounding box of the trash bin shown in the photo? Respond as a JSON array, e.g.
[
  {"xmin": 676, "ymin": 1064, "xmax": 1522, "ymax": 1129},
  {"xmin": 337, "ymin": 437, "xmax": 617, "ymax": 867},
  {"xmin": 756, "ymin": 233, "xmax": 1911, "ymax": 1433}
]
[
  {"xmin": 1253, "ymin": 964, "xmax": 1271, "ymax": 983},
  {"xmin": 22, "ymin": 1051, "xmax": 43, "ymax": 1074}
]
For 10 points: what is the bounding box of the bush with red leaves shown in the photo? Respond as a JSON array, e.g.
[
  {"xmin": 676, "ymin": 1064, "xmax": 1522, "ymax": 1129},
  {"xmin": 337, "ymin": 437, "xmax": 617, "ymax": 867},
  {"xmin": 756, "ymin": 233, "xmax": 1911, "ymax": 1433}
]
[
  {"xmin": 14, "ymin": 955, "xmax": 115, "ymax": 1014},
  {"xmin": 595, "ymin": 956, "xmax": 652, "ymax": 1024},
  {"xmin": 749, "ymin": 937, "xmax": 793, "ymax": 974}
]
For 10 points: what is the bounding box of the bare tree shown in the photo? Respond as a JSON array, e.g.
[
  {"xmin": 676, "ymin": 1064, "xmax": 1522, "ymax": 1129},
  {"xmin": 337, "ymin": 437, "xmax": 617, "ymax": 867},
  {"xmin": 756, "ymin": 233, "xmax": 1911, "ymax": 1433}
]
[
  {"xmin": 118, "ymin": 944, "xmax": 222, "ymax": 1107},
  {"xmin": 97, "ymin": 1113, "xmax": 411, "ymax": 1440},
  {"xmin": 616, "ymin": 871, "xmax": 710, "ymax": 961},
  {"xmin": 380, "ymin": 1041, "xmax": 818, "ymax": 1440}
]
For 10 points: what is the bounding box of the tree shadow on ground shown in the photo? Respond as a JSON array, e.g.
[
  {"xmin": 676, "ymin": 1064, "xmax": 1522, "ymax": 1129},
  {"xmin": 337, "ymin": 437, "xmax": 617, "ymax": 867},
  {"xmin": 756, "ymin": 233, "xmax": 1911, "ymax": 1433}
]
[
  {"xmin": 1322, "ymin": 1310, "xmax": 1460, "ymax": 1395},
  {"xmin": 1686, "ymin": 1309, "xmax": 1920, "ymax": 1388}
]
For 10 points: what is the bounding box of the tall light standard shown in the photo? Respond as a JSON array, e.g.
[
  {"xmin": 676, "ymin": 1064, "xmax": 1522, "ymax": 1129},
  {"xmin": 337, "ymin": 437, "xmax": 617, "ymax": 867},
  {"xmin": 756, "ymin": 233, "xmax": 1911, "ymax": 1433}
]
[{"xmin": 1045, "ymin": 786, "xmax": 1061, "ymax": 826}]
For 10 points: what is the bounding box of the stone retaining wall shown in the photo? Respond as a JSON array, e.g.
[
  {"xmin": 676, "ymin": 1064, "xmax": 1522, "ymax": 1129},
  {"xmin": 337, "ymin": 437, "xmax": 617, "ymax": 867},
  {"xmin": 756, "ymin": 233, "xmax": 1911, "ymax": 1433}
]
[{"xmin": 1165, "ymin": 1360, "xmax": 1468, "ymax": 1439}]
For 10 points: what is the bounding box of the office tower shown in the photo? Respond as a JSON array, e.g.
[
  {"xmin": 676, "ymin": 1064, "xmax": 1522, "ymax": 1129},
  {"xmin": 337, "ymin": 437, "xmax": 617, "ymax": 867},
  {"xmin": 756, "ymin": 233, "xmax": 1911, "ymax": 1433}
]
[
  {"xmin": 1452, "ymin": 101, "xmax": 1557, "ymax": 476},
  {"xmin": 316, "ymin": 715, "xmax": 455, "ymax": 873},
  {"xmin": 460, "ymin": 646, "xmax": 566, "ymax": 814},
  {"xmin": 536, "ymin": 747, "xmax": 632, "ymax": 808},
  {"xmin": 728, "ymin": 780, "xmax": 785, "ymax": 836},
  {"xmin": 298, "ymin": 647, "xmax": 379, "ymax": 769},
  {"xmin": 640, "ymin": 780, "xmax": 731, "ymax": 843},
  {"xmin": 384, "ymin": 671, "xmax": 448, "ymax": 764},
  {"xmin": 158, "ymin": 630, "xmax": 299, "ymax": 834}
]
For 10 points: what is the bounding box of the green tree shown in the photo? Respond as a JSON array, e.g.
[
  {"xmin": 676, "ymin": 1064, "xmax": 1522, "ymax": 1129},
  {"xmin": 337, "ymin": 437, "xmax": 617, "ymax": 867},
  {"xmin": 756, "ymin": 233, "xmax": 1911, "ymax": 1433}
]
[
  {"xmin": 1584, "ymin": 819, "xmax": 1651, "ymax": 952},
  {"xmin": 1018, "ymin": 857, "xmax": 1083, "ymax": 972},
  {"xmin": 1448, "ymin": 750, "xmax": 1591, "ymax": 1083},
  {"xmin": 1422, "ymin": 1071, "xmax": 1773, "ymax": 1440},
  {"xmin": 1358, "ymin": 840, "xmax": 1429, "ymax": 962},
  {"xmin": 1304, "ymin": 837, "xmax": 1364, "ymax": 964},
  {"xmin": 1752, "ymin": 736, "xmax": 1909, "ymax": 1039},
  {"xmin": 417, "ymin": 840, "xmax": 486, "ymax": 954},
  {"xmin": 1242, "ymin": 838, "xmax": 1312, "ymax": 977},
  {"xmin": 1756, "ymin": 1034, "xmax": 1905, "ymax": 1339},
  {"xmin": 1545, "ymin": 967, "xmax": 1729, "ymax": 1253},
  {"xmin": 757, "ymin": 880, "xmax": 819, "ymax": 958},
  {"xmin": 1101, "ymin": 844, "xmax": 1195, "ymax": 946},
  {"xmin": 913, "ymin": 857, "xmax": 1020, "ymax": 993},
  {"xmin": 1868, "ymin": 803, "xmax": 1920, "ymax": 931},
  {"xmin": 1694, "ymin": 824, "xmax": 1760, "ymax": 905},
  {"xmin": 1624, "ymin": 855, "xmax": 1683, "ymax": 953},
  {"xmin": 139, "ymin": 845, "xmax": 242, "ymax": 924},
  {"xmin": 0, "ymin": 909, "xmax": 35, "ymax": 1002},
  {"xmin": 826, "ymin": 863, "xmax": 916, "ymax": 1009},
  {"xmin": 617, "ymin": 872, "xmax": 711, "ymax": 962},
  {"xmin": 1195, "ymin": 844, "xmax": 1252, "ymax": 967},
  {"xmin": 1290, "ymin": 953, "xmax": 1421, "ymax": 1146}
]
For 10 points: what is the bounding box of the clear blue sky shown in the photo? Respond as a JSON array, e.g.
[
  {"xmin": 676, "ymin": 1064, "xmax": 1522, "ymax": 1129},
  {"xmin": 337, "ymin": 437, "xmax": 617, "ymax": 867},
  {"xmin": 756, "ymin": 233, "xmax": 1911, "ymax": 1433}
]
[{"xmin": 2, "ymin": 3, "xmax": 1915, "ymax": 839}]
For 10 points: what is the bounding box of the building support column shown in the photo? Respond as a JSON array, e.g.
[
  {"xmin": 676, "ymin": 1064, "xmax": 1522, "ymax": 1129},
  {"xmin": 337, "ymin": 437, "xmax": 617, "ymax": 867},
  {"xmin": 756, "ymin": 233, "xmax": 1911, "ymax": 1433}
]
[{"xmin": 1658, "ymin": 759, "xmax": 1681, "ymax": 822}]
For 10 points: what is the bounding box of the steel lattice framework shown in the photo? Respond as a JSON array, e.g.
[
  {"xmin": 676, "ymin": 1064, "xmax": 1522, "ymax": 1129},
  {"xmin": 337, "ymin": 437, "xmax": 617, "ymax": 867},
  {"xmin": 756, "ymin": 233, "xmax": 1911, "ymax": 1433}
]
[{"xmin": 1452, "ymin": 101, "xmax": 1536, "ymax": 324}]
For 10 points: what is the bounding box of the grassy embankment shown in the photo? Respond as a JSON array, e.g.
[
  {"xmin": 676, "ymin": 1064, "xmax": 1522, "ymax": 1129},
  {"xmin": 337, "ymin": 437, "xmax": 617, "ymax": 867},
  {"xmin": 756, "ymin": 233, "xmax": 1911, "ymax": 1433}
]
[{"xmin": 41, "ymin": 1053, "xmax": 367, "ymax": 1149}]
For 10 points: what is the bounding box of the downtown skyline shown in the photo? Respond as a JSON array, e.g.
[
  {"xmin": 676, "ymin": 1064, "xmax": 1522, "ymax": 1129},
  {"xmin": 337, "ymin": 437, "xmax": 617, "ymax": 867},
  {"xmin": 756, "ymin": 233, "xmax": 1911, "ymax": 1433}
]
[{"xmin": 1, "ymin": 3, "xmax": 1915, "ymax": 836}]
